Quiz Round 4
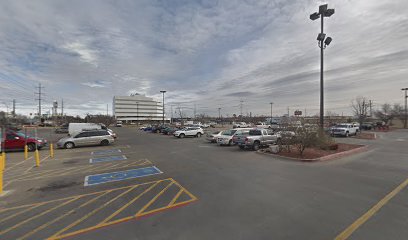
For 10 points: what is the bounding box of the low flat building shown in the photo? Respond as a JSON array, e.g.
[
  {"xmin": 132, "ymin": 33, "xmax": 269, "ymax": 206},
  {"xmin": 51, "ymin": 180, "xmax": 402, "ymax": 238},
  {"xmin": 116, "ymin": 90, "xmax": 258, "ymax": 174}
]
[{"xmin": 113, "ymin": 95, "xmax": 168, "ymax": 123}]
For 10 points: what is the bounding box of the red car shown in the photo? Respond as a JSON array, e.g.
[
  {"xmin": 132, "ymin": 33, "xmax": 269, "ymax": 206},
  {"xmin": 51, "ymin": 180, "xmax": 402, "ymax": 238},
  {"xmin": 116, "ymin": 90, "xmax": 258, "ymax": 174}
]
[{"xmin": 3, "ymin": 130, "xmax": 47, "ymax": 151}]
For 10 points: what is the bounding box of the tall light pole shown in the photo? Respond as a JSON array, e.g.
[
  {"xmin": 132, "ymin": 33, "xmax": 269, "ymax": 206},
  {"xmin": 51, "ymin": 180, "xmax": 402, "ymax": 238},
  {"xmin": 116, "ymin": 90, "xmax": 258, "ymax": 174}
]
[
  {"xmin": 402, "ymin": 88, "xmax": 408, "ymax": 129},
  {"xmin": 136, "ymin": 102, "xmax": 139, "ymax": 123},
  {"xmin": 310, "ymin": 4, "xmax": 335, "ymax": 129},
  {"xmin": 160, "ymin": 90, "xmax": 166, "ymax": 125},
  {"xmin": 270, "ymin": 102, "xmax": 273, "ymax": 123}
]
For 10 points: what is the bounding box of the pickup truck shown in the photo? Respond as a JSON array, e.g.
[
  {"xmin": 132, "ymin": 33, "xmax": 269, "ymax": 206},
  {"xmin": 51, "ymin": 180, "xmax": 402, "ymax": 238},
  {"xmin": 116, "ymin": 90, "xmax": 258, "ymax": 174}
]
[
  {"xmin": 255, "ymin": 122, "xmax": 271, "ymax": 129},
  {"xmin": 3, "ymin": 130, "xmax": 47, "ymax": 151},
  {"xmin": 331, "ymin": 123, "xmax": 357, "ymax": 137},
  {"xmin": 233, "ymin": 122, "xmax": 249, "ymax": 128},
  {"xmin": 233, "ymin": 128, "xmax": 280, "ymax": 150}
]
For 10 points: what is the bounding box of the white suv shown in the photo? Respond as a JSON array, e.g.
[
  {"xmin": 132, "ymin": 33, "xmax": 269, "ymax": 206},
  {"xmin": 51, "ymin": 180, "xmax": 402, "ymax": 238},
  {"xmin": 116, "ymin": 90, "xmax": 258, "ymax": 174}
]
[
  {"xmin": 174, "ymin": 127, "xmax": 204, "ymax": 138},
  {"xmin": 331, "ymin": 123, "xmax": 357, "ymax": 137}
]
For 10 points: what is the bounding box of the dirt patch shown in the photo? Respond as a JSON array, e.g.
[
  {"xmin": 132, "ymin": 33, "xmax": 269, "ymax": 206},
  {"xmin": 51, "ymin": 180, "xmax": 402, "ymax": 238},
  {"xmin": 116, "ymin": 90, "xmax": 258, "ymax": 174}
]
[
  {"xmin": 63, "ymin": 160, "xmax": 79, "ymax": 164},
  {"xmin": 37, "ymin": 181, "xmax": 80, "ymax": 192},
  {"xmin": 263, "ymin": 143, "xmax": 364, "ymax": 160},
  {"xmin": 352, "ymin": 132, "xmax": 376, "ymax": 140}
]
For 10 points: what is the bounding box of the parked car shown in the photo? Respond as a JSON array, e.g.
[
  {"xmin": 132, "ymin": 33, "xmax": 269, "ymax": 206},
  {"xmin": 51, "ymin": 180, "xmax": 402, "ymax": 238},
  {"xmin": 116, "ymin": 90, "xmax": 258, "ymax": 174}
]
[
  {"xmin": 57, "ymin": 129, "xmax": 115, "ymax": 149},
  {"xmin": 220, "ymin": 128, "xmax": 253, "ymax": 146},
  {"xmin": 255, "ymin": 122, "xmax": 272, "ymax": 129},
  {"xmin": 115, "ymin": 121, "xmax": 123, "ymax": 127},
  {"xmin": 331, "ymin": 124, "xmax": 357, "ymax": 137},
  {"xmin": 233, "ymin": 122, "xmax": 249, "ymax": 128},
  {"xmin": 234, "ymin": 128, "xmax": 280, "ymax": 150},
  {"xmin": 174, "ymin": 127, "xmax": 204, "ymax": 138},
  {"xmin": 162, "ymin": 127, "xmax": 179, "ymax": 135},
  {"xmin": 206, "ymin": 131, "xmax": 223, "ymax": 143},
  {"xmin": 4, "ymin": 130, "xmax": 47, "ymax": 151},
  {"xmin": 361, "ymin": 122, "xmax": 374, "ymax": 130}
]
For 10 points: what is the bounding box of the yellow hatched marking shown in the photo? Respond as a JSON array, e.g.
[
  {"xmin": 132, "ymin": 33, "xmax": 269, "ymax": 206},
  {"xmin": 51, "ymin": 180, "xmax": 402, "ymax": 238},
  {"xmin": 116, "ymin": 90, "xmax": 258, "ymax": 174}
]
[
  {"xmin": 0, "ymin": 197, "xmax": 80, "ymax": 236},
  {"xmin": 135, "ymin": 181, "xmax": 174, "ymax": 217},
  {"xmin": 48, "ymin": 184, "xmax": 143, "ymax": 238},
  {"xmin": 138, "ymin": 198, "xmax": 197, "ymax": 217},
  {"xmin": 0, "ymin": 204, "xmax": 44, "ymax": 224},
  {"xmin": 168, "ymin": 189, "xmax": 184, "ymax": 206},
  {"xmin": 17, "ymin": 191, "xmax": 111, "ymax": 240},
  {"xmin": 99, "ymin": 180, "xmax": 165, "ymax": 224}
]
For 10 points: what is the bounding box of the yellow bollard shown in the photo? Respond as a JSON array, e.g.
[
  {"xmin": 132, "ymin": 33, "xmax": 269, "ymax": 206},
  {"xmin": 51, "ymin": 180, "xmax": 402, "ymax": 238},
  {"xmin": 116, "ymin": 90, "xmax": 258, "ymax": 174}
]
[
  {"xmin": 24, "ymin": 145, "xmax": 28, "ymax": 160},
  {"xmin": 50, "ymin": 144, "xmax": 54, "ymax": 158},
  {"xmin": 35, "ymin": 149, "xmax": 40, "ymax": 167},
  {"xmin": 1, "ymin": 151, "xmax": 5, "ymax": 169},
  {"xmin": 0, "ymin": 154, "xmax": 4, "ymax": 194}
]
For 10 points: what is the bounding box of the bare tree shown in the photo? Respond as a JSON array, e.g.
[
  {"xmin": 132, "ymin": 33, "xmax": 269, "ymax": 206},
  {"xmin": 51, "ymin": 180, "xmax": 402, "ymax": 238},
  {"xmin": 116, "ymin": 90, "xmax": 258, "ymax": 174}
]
[
  {"xmin": 392, "ymin": 103, "xmax": 404, "ymax": 122},
  {"xmin": 374, "ymin": 103, "xmax": 394, "ymax": 125},
  {"xmin": 351, "ymin": 96, "xmax": 370, "ymax": 126}
]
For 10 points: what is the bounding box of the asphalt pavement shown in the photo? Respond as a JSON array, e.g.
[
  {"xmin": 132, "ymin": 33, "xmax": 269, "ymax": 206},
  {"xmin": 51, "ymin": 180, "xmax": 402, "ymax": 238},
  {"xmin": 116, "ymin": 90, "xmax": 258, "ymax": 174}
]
[{"xmin": 1, "ymin": 127, "xmax": 407, "ymax": 240}]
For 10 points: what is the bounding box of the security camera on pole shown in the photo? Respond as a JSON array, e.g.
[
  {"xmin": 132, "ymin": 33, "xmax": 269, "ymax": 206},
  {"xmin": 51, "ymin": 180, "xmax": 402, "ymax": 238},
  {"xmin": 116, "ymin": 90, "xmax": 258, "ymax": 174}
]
[{"xmin": 310, "ymin": 4, "xmax": 335, "ymax": 129}]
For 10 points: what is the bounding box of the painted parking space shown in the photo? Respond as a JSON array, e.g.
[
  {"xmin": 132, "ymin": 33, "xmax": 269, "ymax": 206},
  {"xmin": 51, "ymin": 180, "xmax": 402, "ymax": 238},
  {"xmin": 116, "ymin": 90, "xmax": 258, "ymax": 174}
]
[
  {"xmin": 4, "ymin": 159, "xmax": 153, "ymax": 187},
  {"xmin": 84, "ymin": 166, "xmax": 163, "ymax": 186},
  {"xmin": 0, "ymin": 178, "xmax": 198, "ymax": 240},
  {"xmin": 91, "ymin": 149, "xmax": 122, "ymax": 156},
  {"xmin": 90, "ymin": 155, "xmax": 127, "ymax": 164}
]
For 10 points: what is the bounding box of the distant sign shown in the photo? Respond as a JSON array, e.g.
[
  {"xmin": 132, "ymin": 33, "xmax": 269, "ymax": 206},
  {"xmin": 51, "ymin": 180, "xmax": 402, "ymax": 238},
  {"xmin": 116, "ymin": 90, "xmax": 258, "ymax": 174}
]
[{"xmin": 294, "ymin": 110, "xmax": 302, "ymax": 116}]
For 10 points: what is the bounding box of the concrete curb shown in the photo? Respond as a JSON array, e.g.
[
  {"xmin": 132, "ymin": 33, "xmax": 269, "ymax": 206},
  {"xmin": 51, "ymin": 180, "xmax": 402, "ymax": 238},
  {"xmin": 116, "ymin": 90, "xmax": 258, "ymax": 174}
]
[{"xmin": 256, "ymin": 145, "xmax": 369, "ymax": 162}]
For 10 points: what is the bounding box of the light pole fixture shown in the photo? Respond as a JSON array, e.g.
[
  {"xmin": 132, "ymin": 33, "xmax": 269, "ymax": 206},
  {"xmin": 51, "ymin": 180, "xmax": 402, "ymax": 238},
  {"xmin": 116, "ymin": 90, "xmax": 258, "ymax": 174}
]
[
  {"xmin": 270, "ymin": 102, "xmax": 274, "ymax": 123},
  {"xmin": 402, "ymin": 88, "xmax": 408, "ymax": 129},
  {"xmin": 160, "ymin": 91, "xmax": 166, "ymax": 125},
  {"xmin": 310, "ymin": 3, "xmax": 335, "ymax": 129}
]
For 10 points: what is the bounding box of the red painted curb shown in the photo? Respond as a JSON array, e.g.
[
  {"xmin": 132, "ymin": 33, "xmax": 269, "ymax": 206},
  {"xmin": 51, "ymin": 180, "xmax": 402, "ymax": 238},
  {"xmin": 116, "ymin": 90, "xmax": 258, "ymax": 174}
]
[{"xmin": 257, "ymin": 145, "xmax": 368, "ymax": 162}]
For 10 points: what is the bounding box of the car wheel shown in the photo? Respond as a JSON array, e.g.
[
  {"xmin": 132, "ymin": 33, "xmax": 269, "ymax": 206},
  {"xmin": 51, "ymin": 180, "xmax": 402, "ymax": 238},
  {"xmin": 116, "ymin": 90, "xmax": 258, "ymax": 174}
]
[
  {"xmin": 253, "ymin": 142, "xmax": 260, "ymax": 151},
  {"xmin": 179, "ymin": 133, "xmax": 185, "ymax": 138},
  {"xmin": 196, "ymin": 132, "xmax": 202, "ymax": 138},
  {"xmin": 239, "ymin": 145, "xmax": 245, "ymax": 150},
  {"xmin": 228, "ymin": 140, "xmax": 233, "ymax": 146},
  {"xmin": 345, "ymin": 132, "xmax": 349, "ymax": 137},
  {"xmin": 27, "ymin": 143, "xmax": 36, "ymax": 152},
  {"xmin": 64, "ymin": 142, "xmax": 75, "ymax": 149},
  {"xmin": 101, "ymin": 140, "xmax": 109, "ymax": 146}
]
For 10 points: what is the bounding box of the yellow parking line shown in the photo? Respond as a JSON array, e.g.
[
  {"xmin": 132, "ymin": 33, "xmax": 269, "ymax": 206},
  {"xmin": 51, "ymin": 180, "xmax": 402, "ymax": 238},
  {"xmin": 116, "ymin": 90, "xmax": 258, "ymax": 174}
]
[
  {"xmin": 0, "ymin": 196, "xmax": 80, "ymax": 235},
  {"xmin": 135, "ymin": 181, "xmax": 174, "ymax": 217},
  {"xmin": 172, "ymin": 180, "xmax": 198, "ymax": 201},
  {"xmin": 138, "ymin": 198, "xmax": 197, "ymax": 218},
  {"xmin": 168, "ymin": 189, "xmax": 184, "ymax": 206},
  {"xmin": 334, "ymin": 178, "xmax": 408, "ymax": 240},
  {"xmin": 99, "ymin": 180, "xmax": 164, "ymax": 224},
  {"xmin": 0, "ymin": 204, "xmax": 44, "ymax": 224},
  {"xmin": 17, "ymin": 191, "xmax": 111, "ymax": 240},
  {"xmin": 48, "ymin": 184, "xmax": 142, "ymax": 238}
]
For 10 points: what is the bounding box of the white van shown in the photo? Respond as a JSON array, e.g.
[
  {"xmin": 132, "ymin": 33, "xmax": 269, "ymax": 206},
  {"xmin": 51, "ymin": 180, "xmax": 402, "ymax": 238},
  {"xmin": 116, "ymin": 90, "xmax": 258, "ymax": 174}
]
[{"xmin": 68, "ymin": 123, "xmax": 106, "ymax": 135}]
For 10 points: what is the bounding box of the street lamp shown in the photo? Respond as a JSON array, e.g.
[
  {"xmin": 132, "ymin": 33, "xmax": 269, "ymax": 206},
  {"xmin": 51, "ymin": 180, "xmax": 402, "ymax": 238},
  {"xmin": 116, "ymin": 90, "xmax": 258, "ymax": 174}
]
[
  {"xmin": 160, "ymin": 90, "xmax": 166, "ymax": 125},
  {"xmin": 402, "ymin": 88, "xmax": 408, "ymax": 128},
  {"xmin": 310, "ymin": 3, "xmax": 335, "ymax": 129},
  {"xmin": 270, "ymin": 102, "xmax": 274, "ymax": 123}
]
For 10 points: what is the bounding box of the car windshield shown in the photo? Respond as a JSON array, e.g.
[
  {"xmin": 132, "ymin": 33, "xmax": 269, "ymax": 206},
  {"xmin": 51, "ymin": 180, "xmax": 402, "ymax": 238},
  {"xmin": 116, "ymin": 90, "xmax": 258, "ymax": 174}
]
[
  {"xmin": 15, "ymin": 132, "xmax": 27, "ymax": 138},
  {"xmin": 222, "ymin": 130, "xmax": 237, "ymax": 136}
]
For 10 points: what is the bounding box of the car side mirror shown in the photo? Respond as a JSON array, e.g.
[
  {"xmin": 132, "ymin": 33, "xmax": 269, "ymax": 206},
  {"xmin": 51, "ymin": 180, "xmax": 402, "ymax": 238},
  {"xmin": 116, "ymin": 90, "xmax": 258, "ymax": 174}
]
[{"xmin": 15, "ymin": 137, "xmax": 20, "ymax": 140}]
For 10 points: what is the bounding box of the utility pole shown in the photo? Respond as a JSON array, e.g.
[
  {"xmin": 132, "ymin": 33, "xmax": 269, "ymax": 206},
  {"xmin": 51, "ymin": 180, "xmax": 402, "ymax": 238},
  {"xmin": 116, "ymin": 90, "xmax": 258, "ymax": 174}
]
[
  {"xmin": 402, "ymin": 88, "xmax": 408, "ymax": 129},
  {"xmin": 194, "ymin": 104, "xmax": 196, "ymax": 120},
  {"xmin": 160, "ymin": 90, "xmax": 166, "ymax": 125},
  {"xmin": 240, "ymin": 100, "xmax": 244, "ymax": 119},
  {"xmin": 12, "ymin": 99, "xmax": 16, "ymax": 118},
  {"xmin": 106, "ymin": 104, "xmax": 109, "ymax": 116},
  {"xmin": 270, "ymin": 102, "xmax": 273, "ymax": 123},
  {"xmin": 218, "ymin": 108, "xmax": 221, "ymax": 119},
  {"xmin": 61, "ymin": 99, "xmax": 64, "ymax": 116},
  {"xmin": 170, "ymin": 105, "xmax": 173, "ymax": 124},
  {"xmin": 369, "ymin": 100, "xmax": 373, "ymax": 117},
  {"xmin": 35, "ymin": 83, "xmax": 45, "ymax": 118}
]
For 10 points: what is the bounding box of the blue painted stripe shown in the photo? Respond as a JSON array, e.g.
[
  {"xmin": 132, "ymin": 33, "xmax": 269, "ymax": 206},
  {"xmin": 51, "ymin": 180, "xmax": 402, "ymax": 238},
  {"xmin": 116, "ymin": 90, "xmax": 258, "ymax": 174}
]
[
  {"xmin": 90, "ymin": 155, "xmax": 127, "ymax": 164},
  {"xmin": 84, "ymin": 166, "xmax": 163, "ymax": 186},
  {"xmin": 91, "ymin": 149, "xmax": 122, "ymax": 155}
]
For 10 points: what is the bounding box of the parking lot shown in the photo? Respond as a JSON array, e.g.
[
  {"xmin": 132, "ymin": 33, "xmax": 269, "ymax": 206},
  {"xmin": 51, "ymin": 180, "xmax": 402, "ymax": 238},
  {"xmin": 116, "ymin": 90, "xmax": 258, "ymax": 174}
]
[{"xmin": 1, "ymin": 126, "xmax": 408, "ymax": 239}]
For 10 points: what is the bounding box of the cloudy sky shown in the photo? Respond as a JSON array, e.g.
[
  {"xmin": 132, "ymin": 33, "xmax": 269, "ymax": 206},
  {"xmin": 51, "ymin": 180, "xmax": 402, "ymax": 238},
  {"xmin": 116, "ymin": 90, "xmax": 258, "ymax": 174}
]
[{"xmin": 0, "ymin": 0, "xmax": 407, "ymax": 117}]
